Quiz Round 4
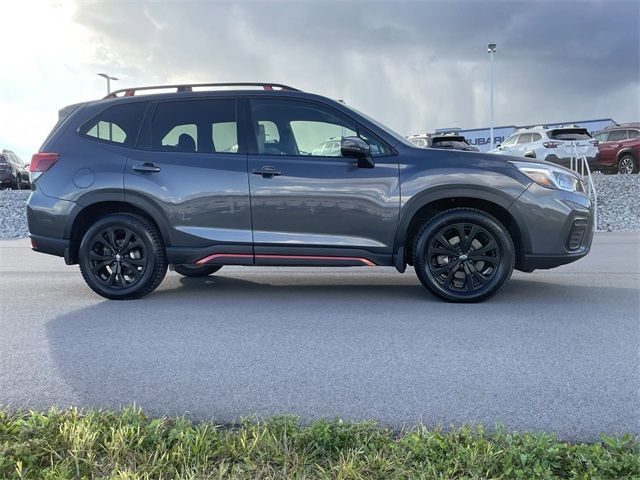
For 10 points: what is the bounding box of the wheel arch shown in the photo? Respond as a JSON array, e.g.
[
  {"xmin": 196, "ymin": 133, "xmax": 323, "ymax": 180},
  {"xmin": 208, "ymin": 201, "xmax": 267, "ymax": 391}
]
[
  {"xmin": 616, "ymin": 148, "xmax": 636, "ymax": 161},
  {"xmin": 65, "ymin": 199, "xmax": 169, "ymax": 265},
  {"xmin": 396, "ymin": 191, "xmax": 525, "ymax": 269}
]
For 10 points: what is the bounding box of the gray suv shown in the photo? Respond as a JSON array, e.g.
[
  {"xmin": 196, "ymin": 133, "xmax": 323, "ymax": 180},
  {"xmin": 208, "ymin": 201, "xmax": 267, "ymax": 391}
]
[{"xmin": 27, "ymin": 82, "xmax": 594, "ymax": 302}]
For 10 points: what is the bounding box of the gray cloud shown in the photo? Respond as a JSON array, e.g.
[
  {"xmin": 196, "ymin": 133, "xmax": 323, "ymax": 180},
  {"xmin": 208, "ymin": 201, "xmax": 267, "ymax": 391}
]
[{"xmin": 75, "ymin": 0, "xmax": 639, "ymax": 134}]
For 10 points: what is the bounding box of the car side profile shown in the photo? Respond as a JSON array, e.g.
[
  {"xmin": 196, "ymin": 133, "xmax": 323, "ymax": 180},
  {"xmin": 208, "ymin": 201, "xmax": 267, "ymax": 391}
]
[
  {"xmin": 593, "ymin": 123, "xmax": 640, "ymax": 174},
  {"xmin": 407, "ymin": 133, "xmax": 480, "ymax": 152},
  {"xmin": 488, "ymin": 126, "xmax": 599, "ymax": 172},
  {"xmin": 28, "ymin": 83, "xmax": 594, "ymax": 302}
]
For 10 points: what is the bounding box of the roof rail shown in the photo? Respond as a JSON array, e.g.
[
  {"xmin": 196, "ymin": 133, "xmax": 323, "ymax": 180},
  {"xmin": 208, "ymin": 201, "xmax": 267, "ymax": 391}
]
[{"xmin": 104, "ymin": 82, "xmax": 301, "ymax": 99}]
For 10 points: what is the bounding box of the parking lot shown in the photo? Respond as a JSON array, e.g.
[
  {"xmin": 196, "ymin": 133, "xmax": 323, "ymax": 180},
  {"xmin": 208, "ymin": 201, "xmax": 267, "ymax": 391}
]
[{"xmin": 0, "ymin": 232, "xmax": 638, "ymax": 442}]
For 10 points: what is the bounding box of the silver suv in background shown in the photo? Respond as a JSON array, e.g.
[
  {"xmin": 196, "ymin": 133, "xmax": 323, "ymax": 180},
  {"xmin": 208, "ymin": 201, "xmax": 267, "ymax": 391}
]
[
  {"xmin": 488, "ymin": 126, "xmax": 599, "ymax": 171},
  {"xmin": 0, "ymin": 149, "xmax": 30, "ymax": 189}
]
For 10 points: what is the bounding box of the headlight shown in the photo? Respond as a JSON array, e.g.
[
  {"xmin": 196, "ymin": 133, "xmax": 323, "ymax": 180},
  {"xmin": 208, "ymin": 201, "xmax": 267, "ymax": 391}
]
[{"xmin": 510, "ymin": 161, "xmax": 583, "ymax": 192}]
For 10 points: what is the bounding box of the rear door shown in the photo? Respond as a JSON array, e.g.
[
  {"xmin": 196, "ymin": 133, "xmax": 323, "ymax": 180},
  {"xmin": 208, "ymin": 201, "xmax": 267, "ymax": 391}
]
[
  {"xmin": 245, "ymin": 97, "xmax": 400, "ymax": 265},
  {"xmin": 600, "ymin": 129, "xmax": 627, "ymax": 164},
  {"xmin": 125, "ymin": 97, "xmax": 253, "ymax": 263}
]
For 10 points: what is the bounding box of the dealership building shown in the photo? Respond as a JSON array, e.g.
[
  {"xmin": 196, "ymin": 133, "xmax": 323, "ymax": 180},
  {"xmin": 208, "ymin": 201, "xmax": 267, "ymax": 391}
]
[{"xmin": 434, "ymin": 118, "xmax": 616, "ymax": 152}]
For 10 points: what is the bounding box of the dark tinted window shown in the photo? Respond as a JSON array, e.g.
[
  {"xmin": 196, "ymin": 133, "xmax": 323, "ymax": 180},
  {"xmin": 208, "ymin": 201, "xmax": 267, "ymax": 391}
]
[
  {"xmin": 80, "ymin": 101, "xmax": 148, "ymax": 147},
  {"xmin": 628, "ymin": 129, "xmax": 640, "ymax": 139},
  {"xmin": 607, "ymin": 130, "xmax": 627, "ymax": 142},
  {"xmin": 249, "ymin": 99, "xmax": 389, "ymax": 157},
  {"xmin": 548, "ymin": 128, "xmax": 591, "ymax": 140},
  {"xmin": 151, "ymin": 99, "xmax": 238, "ymax": 154}
]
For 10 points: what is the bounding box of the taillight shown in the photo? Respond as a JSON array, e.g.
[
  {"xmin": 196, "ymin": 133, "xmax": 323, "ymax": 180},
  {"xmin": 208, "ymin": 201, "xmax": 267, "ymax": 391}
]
[
  {"xmin": 543, "ymin": 141, "xmax": 561, "ymax": 148},
  {"xmin": 30, "ymin": 152, "xmax": 59, "ymax": 181}
]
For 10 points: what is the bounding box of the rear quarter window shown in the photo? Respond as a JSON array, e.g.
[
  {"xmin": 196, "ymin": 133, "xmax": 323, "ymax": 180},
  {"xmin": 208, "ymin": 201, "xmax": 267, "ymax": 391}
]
[{"xmin": 79, "ymin": 101, "xmax": 148, "ymax": 148}]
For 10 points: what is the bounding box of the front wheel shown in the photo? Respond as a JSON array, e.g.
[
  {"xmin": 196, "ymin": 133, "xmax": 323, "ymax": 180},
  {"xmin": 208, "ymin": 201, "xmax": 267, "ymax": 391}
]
[
  {"xmin": 79, "ymin": 214, "xmax": 167, "ymax": 300},
  {"xmin": 173, "ymin": 264, "xmax": 222, "ymax": 277},
  {"xmin": 413, "ymin": 208, "xmax": 515, "ymax": 302}
]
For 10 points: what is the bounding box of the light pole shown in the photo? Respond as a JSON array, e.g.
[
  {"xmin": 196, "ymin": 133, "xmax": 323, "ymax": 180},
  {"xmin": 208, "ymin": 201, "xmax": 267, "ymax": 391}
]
[
  {"xmin": 487, "ymin": 43, "xmax": 496, "ymax": 150},
  {"xmin": 97, "ymin": 72, "xmax": 118, "ymax": 94}
]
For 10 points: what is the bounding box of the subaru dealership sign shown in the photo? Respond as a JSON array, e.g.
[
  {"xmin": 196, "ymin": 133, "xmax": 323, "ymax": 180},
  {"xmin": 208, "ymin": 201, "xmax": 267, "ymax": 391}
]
[{"xmin": 435, "ymin": 118, "xmax": 616, "ymax": 152}]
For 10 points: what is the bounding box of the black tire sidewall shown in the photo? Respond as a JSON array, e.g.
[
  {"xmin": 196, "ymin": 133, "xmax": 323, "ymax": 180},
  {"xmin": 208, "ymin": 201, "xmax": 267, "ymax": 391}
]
[
  {"xmin": 79, "ymin": 215, "xmax": 164, "ymax": 299},
  {"xmin": 173, "ymin": 264, "xmax": 222, "ymax": 277},
  {"xmin": 414, "ymin": 209, "xmax": 514, "ymax": 302}
]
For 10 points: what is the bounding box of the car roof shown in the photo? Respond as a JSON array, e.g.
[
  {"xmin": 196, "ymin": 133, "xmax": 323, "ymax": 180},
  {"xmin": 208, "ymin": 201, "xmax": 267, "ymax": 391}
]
[{"xmin": 600, "ymin": 123, "xmax": 640, "ymax": 131}]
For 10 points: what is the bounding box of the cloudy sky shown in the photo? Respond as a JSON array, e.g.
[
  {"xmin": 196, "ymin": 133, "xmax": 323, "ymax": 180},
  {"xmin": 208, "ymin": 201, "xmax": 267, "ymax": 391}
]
[{"xmin": 1, "ymin": 0, "xmax": 638, "ymax": 162}]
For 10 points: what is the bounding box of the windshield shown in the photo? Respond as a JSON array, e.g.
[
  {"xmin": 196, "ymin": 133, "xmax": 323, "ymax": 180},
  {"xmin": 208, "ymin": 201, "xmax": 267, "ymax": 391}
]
[{"xmin": 341, "ymin": 103, "xmax": 414, "ymax": 147}]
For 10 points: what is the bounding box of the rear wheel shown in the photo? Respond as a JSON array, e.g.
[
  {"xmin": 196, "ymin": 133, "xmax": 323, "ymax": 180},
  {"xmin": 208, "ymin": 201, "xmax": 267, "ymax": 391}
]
[
  {"xmin": 413, "ymin": 208, "xmax": 514, "ymax": 302},
  {"xmin": 173, "ymin": 264, "xmax": 222, "ymax": 277},
  {"xmin": 79, "ymin": 214, "xmax": 167, "ymax": 300},
  {"xmin": 618, "ymin": 155, "xmax": 637, "ymax": 174}
]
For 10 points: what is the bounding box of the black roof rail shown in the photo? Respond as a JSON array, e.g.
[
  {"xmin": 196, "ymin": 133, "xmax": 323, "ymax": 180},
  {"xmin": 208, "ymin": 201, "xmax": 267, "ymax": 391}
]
[{"xmin": 104, "ymin": 82, "xmax": 301, "ymax": 99}]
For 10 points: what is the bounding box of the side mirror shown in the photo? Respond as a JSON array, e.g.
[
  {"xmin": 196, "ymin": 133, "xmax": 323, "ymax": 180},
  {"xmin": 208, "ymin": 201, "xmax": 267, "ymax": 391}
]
[
  {"xmin": 341, "ymin": 136, "xmax": 374, "ymax": 168},
  {"xmin": 495, "ymin": 144, "xmax": 502, "ymax": 149}
]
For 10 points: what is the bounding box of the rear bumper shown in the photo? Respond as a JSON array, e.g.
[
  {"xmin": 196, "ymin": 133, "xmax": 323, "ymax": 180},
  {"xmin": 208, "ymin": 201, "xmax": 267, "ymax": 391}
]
[
  {"xmin": 27, "ymin": 189, "xmax": 77, "ymax": 261},
  {"xmin": 29, "ymin": 234, "xmax": 70, "ymax": 259}
]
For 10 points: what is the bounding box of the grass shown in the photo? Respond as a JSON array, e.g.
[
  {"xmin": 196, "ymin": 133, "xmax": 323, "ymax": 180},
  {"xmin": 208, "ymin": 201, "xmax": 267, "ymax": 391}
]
[{"xmin": 0, "ymin": 406, "xmax": 637, "ymax": 479}]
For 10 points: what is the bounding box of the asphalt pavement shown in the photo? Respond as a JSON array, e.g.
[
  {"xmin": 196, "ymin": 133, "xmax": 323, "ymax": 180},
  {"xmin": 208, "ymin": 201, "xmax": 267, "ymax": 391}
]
[{"xmin": 0, "ymin": 232, "xmax": 638, "ymax": 441}]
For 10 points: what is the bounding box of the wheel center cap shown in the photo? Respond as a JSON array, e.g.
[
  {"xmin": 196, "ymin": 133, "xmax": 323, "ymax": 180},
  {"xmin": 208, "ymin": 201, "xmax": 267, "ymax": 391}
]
[{"xmin": 459, "ymin": 254, "xmax": 468, "ymax": 261}]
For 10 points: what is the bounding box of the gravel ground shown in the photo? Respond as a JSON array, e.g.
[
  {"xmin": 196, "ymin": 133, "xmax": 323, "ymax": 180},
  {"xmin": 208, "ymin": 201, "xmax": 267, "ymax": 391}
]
[{"xmin": 1, "ymin": 174, "xmax": 639, "ymax": 238}]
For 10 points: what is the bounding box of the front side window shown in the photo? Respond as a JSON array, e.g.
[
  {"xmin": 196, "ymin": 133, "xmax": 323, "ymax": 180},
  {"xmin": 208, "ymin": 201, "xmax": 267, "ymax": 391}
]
[
  {"xmin": 151, "ymin": 99, "xmax": 238, "ymax": 154},
  {"xmin": 594, "ymin": 132, "xmax": 609, "ymax": 143},
  {"xmin": 501, "ymin": 134, "xmax": 518, "ymax": 147},
  {"xmin": 80, "ymin": 101, "xmax": 148, "ymax": 147},
  {"xmin": 249, "ymin": 99, "xmax": 390, "ymax": 157}
]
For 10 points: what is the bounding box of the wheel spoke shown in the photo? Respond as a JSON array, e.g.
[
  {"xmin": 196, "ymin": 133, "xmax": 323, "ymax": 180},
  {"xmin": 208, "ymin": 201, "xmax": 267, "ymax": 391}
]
[
  {"xmin": 122, "ymin": 261, "xmax": 142, "ymax": 277},
  {"xmin": 436, "ymin": 234, "xmax": 458, "ymax": 254},
  {"xmin": 471, "ymin": 240, "xmax": 497, "ymax": 256},
  {"xmin": 89, "ymin": 251, "xmax": 111, "ymax": 261},
  {"xmin": 122, "ymin": 240, "xmax": 143, "ymax": 255},
  {"xmin": 464, "ymin": 225, "xmax": 479, "ymax": 251},
  {"xmin": 91, "ymin": 260, "xmax": 112, "ymax": 272},
  {"xmin": 429, "ymin": 247, "xmax": 455, "ymax": 256},
  {"xmin": 468, "ymin": 262, "xmax": 488, "ymax": 285},
  {"xmin": 124, "ymin": 257, "xmax": 146, "ymax": 266},
  {"xmin": 106, "ymin": 271, "xmax": 116, "ymax": 286},
  {"xmin": 443, "ymin": 262, "xmax": 460, "ymax": 287},
  {"xmin": 470, "ymin": 254, "xmax": 498, "ymax": 265},
  {"xmin": 106, "ymin": 228, "xmax": 117, "ymax": 251},
  {"xmin": 455, "ymin": 224, "xmax": 466, "ymax": 249},
  {"xmin": 432, "ymin": 259, "xmax": 459, "ymax": 276},
  {"xmin": 121, "ymin": 230, "xmax": 132, "ymax": 250}
]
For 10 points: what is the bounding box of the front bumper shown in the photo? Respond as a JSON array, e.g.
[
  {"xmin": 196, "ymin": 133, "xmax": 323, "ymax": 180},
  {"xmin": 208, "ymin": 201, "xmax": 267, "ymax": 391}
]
[{"xmin": 509, "ymin": 183, "xmax": 594, "ymax": 272}]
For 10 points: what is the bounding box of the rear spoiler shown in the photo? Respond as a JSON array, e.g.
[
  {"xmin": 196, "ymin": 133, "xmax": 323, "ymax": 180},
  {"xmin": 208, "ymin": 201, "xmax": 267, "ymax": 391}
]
[{"xmin": 39, "ymin": 102, "xmax": 87, "ymax": 150}]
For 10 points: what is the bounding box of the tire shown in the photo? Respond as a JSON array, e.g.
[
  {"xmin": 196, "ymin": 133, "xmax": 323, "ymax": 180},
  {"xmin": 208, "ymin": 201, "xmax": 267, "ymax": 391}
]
[
  {"xmin": 412, "ymin": 208, "xmax": 515, "ymax": 303},
  {"xmin": 14, "ymin": 175, "xmax": 22, "ymax": 190},
  {"xmin": 173, "ymin": 264, "xmax": 222, "ymax": 277},
  {"xmin": 79, "ymin": 214, "xmax": 167, "ymax": 300},
  {"xmin": 617, "ymin": 155, "xmax": 637, "ymax": 174}
]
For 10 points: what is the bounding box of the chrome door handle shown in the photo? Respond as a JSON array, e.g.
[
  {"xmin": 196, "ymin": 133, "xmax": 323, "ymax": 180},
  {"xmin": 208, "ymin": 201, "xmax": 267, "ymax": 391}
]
[
  {"xmin": 252, "ymin": 166, "xmax": 282, "ymax": 178},
  {"xmin": 133, "ymin": 162, "xmax": 161, "ymax": 173}
]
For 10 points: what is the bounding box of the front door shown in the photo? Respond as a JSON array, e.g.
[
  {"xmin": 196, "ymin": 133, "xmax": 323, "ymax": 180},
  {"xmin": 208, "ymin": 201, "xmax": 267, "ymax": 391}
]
[
  {"xmin": 246, "ymin": 97, "xmax": 400, "ymax": 266},
  {"xmin": 125, "ymin": 97, "xmax": 253, "ymax": 263}
]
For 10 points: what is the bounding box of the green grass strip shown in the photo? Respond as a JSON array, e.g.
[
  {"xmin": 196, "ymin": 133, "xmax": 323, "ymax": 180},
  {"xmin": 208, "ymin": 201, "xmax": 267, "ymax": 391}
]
[{"xmin": 0, "ymin": 406, "xmax": 637, "ymax": 479}]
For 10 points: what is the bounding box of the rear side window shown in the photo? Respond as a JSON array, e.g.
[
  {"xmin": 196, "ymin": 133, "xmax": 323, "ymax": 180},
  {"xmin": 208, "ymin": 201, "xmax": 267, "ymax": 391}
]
[
  {"xmin": 607, "ymin": 130, "xmax": 627, "ymax": 142},
  {"xmin": 628, "ymin": 129, "xmax": 640, "ymax": 139},
  {"xmin": 151, "ymin": 99, "xmax": 238, "ymax": 154},
  {"xmin": 531, "ymin": 133, "xmax": 542, "ymax": 142},
  {"xmin": 79, "ymin": 102, "xmax": 148, "ymax": 148},
  {"xmin": 517, "ymin": 133, "xmax": 532, "ymax": 144}
]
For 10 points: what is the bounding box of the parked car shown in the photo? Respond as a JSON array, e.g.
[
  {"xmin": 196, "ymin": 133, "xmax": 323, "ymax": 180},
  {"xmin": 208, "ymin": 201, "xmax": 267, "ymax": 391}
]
[
  {"xmin": 408, "ymin": 133, "xmax": 479, "ymax": 152},
  {"xmin": 488, "ymin": 126, "xmax": 599, "ymax": 172},
  {"xmin": 0, "ymin": 149, "xmax": 30, "ymax": 189},
  {"xmin": 27, "ymin": 82, "xmax": 594, "ymax": 302},
  {"xmin": 593, "ymin": 123, "xmax": 639, "ymax": 174}
]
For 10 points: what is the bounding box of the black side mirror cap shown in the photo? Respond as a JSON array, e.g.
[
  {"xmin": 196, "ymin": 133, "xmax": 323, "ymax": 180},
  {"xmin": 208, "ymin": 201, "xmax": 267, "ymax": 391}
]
[{"xmin": 341, "ymin": 136, "xmax": 374, "ymax": 168}]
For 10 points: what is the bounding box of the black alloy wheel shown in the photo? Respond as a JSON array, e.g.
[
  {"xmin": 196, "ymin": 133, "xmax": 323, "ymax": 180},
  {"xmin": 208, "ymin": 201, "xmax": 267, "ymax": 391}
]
[
  {"xmin": 79, "ymin": 214, "xmax": 167, "ymax": 300},
  {"xmin": 413, "ymin": 208, "xmax": 514, "ymax": 302},
  {"xmin": 173, "ymin": 264, "xmax": 223, "ymax": 277}
]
